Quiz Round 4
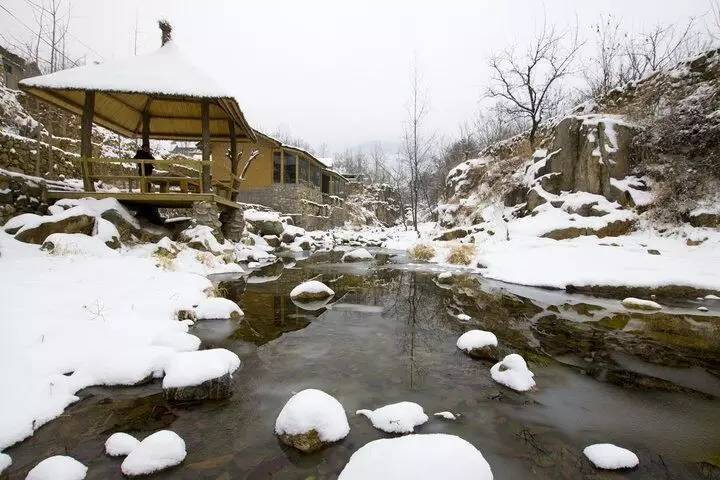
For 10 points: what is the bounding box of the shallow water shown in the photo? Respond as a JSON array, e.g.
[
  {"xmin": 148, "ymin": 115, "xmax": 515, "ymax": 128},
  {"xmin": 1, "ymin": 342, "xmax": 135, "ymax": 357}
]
[{"xmin": 6, "ymin": 251, "xmax": 720, "ymax": 479}]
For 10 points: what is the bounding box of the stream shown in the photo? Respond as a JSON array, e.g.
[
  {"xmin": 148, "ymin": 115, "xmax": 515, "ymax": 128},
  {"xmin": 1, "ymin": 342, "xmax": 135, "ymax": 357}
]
[{"xmin": 5, "ymin": 249, "xmax": 720, "ymax": 479}]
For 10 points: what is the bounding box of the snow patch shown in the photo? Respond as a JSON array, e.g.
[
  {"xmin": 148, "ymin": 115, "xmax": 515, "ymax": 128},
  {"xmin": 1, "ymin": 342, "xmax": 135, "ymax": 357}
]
[
  {"xmin": 490, "ymin": 354, "xmax": 535, "ymax": 392},
  {"xmin": 583, "ymin": 443, "xmax": 639, "ymax": 470},
  {"xmin": 26, "ymin": 455, "xmax": 87, "ymax": 480},
  {"xmin": 162, "ymin": 349, "xmax": 240, "ymax": 388},
  {"xmin": 356, "ymin": 401, "xmax": 429, "ymax": 434},
  {"xmin": 105, "ymin": 432, "xmax": 141, "ymax": 457},
  {"xmin": 121, "ymin": 430, "xmax": 187, "ymax": 476}
]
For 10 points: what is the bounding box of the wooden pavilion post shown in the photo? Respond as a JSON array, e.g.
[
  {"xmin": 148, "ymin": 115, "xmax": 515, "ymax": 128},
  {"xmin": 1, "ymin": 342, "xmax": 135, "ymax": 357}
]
[
  {"xmin": 140, "ymin": 109, "xmax": 151, "ymax": 193},
  {"xmin": 228, "ymin": 120, "xmax": 239, "ymax": 201},
  {"xmin": 201, "ymin": 99, "xmax": 211, "ymax": 193},
  {"xmin": 80, "ymin": 90, "xmax": 96, "ymax": 192}
]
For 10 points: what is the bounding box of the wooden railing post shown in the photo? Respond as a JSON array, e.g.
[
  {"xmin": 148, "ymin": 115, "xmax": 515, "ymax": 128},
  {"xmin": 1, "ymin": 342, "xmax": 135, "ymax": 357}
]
[
  {"xmin": 80, "ymin": 91, "xmax": 96, "ymax": 192},
  {"xmin": 229, "ymin": 120, "xmax": 239, "ymax": 201},
  {"xmin": 201, "ymin": 99, "xmax": 211, "ymax": 193}
]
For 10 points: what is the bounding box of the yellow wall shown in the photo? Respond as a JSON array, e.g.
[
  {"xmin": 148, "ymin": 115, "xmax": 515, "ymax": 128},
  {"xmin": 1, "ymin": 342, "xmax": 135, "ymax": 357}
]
[{"xmin": 210, "ymin": 135, "xmax": 277, "ymax": 190}]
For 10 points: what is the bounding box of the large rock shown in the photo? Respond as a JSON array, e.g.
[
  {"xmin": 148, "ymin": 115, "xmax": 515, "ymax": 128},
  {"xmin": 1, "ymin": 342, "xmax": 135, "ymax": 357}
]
[
  {"xmin": 543, "ymin": 218, "xmax": 634, "ymax": 240},
  {"xmin": 689, "ymin": 211, "xmax": 720, "ymax": 228},
  {"xmin": 163, "ymin": 372, "xmax": 234, "ymax": 402},
  {"xmin": 101, "ymin": 209, "xmax": 163, "ymax": 243},
  {"xmin": 244, "ymin": 209, "xmax": 284, "ymax": 236},
  {"xmin": 15, "ymin": 214, "xmax": 95, "ymax": 244},
  {"xmin": 434, "ymin": 227, "xmax": 470, "ymax": 241}
]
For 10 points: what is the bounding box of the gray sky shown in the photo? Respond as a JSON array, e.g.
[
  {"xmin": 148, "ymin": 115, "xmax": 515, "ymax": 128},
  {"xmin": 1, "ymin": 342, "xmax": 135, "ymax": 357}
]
[{"xmin": 1, "ymin": 0, "xmax": 716, "ymax": 153}]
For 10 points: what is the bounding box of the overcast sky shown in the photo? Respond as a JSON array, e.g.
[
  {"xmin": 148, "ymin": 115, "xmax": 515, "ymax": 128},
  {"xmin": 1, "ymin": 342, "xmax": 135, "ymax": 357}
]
[{"xmin": 1, "ymin": 0, "xmax": 716, "ymax": 153}]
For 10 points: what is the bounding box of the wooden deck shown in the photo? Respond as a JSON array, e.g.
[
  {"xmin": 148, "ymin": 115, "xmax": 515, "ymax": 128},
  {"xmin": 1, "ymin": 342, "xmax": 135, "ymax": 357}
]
[{"xmin": 47, "ymin": 190, "xmax": 242, "ymax": 209}]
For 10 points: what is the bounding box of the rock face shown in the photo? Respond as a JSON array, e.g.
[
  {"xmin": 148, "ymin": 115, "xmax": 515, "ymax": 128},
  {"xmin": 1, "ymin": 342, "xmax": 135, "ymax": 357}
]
[
  {"xmin": 15, "ymin": 214, "xmax": 95, "ymax": 244},
  {"xmin": 163, "ymin": 372, "xmax": 234, "ymax": 402},
  {"xmin": 542, "ymin": 218, "xmax": 635, "ymax": 240},
  {"xmin": 689, "ymin": 211, "xmax": 720, "ymax": 228}
]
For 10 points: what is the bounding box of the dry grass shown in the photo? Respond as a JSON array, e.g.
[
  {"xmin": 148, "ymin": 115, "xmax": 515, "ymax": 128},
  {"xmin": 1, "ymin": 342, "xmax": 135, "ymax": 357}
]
[
  {"xmin": 446, "ymin": 244, "xmax": 476, "ymax": 265},
  {"xmin": 408, "ymin": 243, "xmax": 436, "ymax": 262}
]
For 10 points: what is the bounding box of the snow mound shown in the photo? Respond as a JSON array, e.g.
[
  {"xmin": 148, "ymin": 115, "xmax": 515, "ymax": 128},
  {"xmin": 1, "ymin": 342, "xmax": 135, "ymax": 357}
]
[
  {"xmin": 0, "ymin": 453, "xmax": 11, "ymax": 473},
  {"xmin": 583, "ymin": 443, "xmax": 639, "ymax": 470},
  {"xmin": 698, "ymin": 306, "xmax": 709, "ymax": 312},
  {"xmin": 152, "ymin": 330, "xmax": 201, "ymax": 352},
  {"xmin": 243, "ymin": 209, "xmax": 280, "ymax": 222},
  {"xmin": 490, "ymin": 354, "xmax": 536, "ymax": 392},
  {"xmin": 105, "ymin": 432, "xmax": 140, "ymax": 457},
  {"xmin": 342, "ymin": 248, "xmax": 374, "ymax": 262},
  {"xmin": 180, "ymin": 225, "xmax": 225, "ymax": 254},
  {"xmin": 194, "ymin": 297, "xmax": 243, "ymax": 320},
  {"xmin": 438, "ymin": 271, "xmax": 452, "ymax": 280},
  {"xmin": 457, "ymin": 313, "xmax": 472, "ymax": 321},
  {"xmin": 26, "ymin": 455, "xmax": 87, "ymax": 480},
  {"xmin": 338, "ymin": 434, "xmax": 493, "ymax": 480},
  {"xmin": 42, "ymin": 233, "xmax": 117, "ymax": 256},
  {"xmin": 456, "ymin": 330, "xmax": 497, "ymax": 352},
  {"xmin": 706, "ymin": 294, "xmax": 720, "ymax": 300},
  {"xmin": 274, "ymin": 389, "xmax": 350, "ymax": 442},
  {"xmin": 434, "ymin": 411, "xmax": 457, "ymax": 420},
  {"xmin": 162, "ymin": 349, "xmax": 240, "ymax": 388},
  {"xmin": 356, "ymin": 401, "xmax": 429, "ymax": 434},
  {"xmin": 121, "ymin": 430, "xmax": 186, "ymax": 476},
  {"xmin": 621, "ymin": 297, "xmax": 662, "ymax": 311},
  {"xmin": 290, "ymin": 280, "xmax": 335, "ymax": 299}
]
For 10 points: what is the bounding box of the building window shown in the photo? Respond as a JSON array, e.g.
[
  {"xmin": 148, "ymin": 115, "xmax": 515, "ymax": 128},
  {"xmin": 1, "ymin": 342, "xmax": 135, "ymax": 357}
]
[
  {"xmin": 309, "ymin": 164, "xmax": 319, "ymax": 188},
  {"xmin": 284, "ymin": 153, "xmax": 296, "ymax": 183},
  {"xmin": 273, "ymin": 151, "xmax": 281, "ymax": 183},
  {"xmin": 299, "ymin": 157, "xmax": 309, "ymax": 184}
]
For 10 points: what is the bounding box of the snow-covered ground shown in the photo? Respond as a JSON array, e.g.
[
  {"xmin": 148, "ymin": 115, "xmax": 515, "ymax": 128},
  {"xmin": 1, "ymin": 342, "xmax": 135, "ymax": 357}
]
[{"xmin": 0, "ymin": 229, "xmax": 241, "ymax": 450}]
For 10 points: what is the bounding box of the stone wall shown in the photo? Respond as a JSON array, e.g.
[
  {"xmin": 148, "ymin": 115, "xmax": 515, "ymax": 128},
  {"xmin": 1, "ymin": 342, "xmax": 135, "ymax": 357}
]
[
  {"xmin": 0, "ymin": 169, "xmax": 48, "ymax": 225},
  {"xmin": 235, "ymin": 183, "xmax": 347, "ymax": 230}
]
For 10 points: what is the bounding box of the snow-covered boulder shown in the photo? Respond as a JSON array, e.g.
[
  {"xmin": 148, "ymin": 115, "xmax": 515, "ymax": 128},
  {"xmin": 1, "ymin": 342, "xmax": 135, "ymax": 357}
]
[
  {"xmin": 152, "ymin": 330, "xmax": 201, "ymax": 352},
  {"xmin": 356, "ymin": 401, "xmax": 429, "ymax": 434},
  {"xmin": 244, "ymin": 209, "xmax": 284, "ymax": 236},
  {"xmin": 26, "ymin": 455, "xmax": 87, "ymax": 480},
  {"xmin": 105, "ymin": 432, "xmax": 141, "ymax": 457},
  {"xmin": 490, "ymin": 354, "xmax": 535, "ymax": 392},
  {"xmin": 0, "ymin": 453, "xmax": 11, "ymax": 474},
  {"xmin": 179, "ymin": 225, "xmax": 225, "ymax": 254},
  {"xmin": 194, "ymin": 297, "xmax": 243, "ymax": 320},
  {"xmin": 275, "ymin": 389, "xmax": 350, "ymax": 453},
  {"xmin": 433, "ymin": 411, "xmax": 457, "ymax": 420},
  {"xmin": 583, "ymin": 443, "xmax": 639, "ymax": 470},
  {"xmin": 621, "ymin": 297, "xmax": 662, "ymax": 311},
  {"xmin": 342, "ymin": 247, "xmax": 374, "ymax": 262},
  {"xmin": 290, "ymin": 280, "xmax": 335, "ymax": 301},
  {"xmin": 281, "ymin": 224, "xmax": 306, "ymax": 244},
  {"xmin": 697, "ymin": 306, "xmax": 709, "ymax": 312},
  {"xmin": 163, "ymin": 349, "xmax": 241, "ymax": 401},
  {"xmin": 437, "ymin": 271, "xmax": 453, "ymax": 284},
  {"xmin": 121, "ymin": 430, "xmax": 186, "ymax": 476},
  {"xmin": 457, "ymin": 313, "xmax": 472, "ymax": 322},
  {"xmin": 41, "ymin": 233, "xmax": 117, "ymax": 257},
  {"xmin": 456, "ymin": 330, "xmax": 498, "ymax": 361},
  {"xmin": 338, "ymin": 434, "xmax": 493, "ymax": 480}
]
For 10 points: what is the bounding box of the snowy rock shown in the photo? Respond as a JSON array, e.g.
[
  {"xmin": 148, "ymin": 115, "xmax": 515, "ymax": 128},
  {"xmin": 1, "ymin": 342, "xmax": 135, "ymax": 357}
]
[
  {"xmin": 275, "ymin": 389, "xmax": 350, "ymax": 453},
  {"xmin": 121, "ymin": 430, "xmax": 186, "ymax": 476},
  {"xmin": 243, "ymin": 209, "xmax": 284, "ymax": 236},
  {"xmin": 338, "ymin": 434, "xmax": 493, "ymax": 480},
  {"xmin": 194, "ymin": 297, "xmax": 243, "ymax": 320},
  {"xmin": 26, "ymin": 455, "xmax": 87, "ymax": 480},
  {"xmin": 179, "ymin": 225, "xmax": 224, "ymax": 254},
  {"xmin": 163, "ymin": 349, "xmax": 241, "ymax": 401},
  {"xmin": 15, "ymin": 213, "xmax": 95, "ymax": 244},
  {"xmin": 697, "ymin": 306, "xmax": 709, "ymax": 312},
  {"xmin": 41, "ymin": 233, "xmax": 117, "ymax": 257},
  {"xmin": 0, "ymin": 453, "xmax": 10, "ymax": 474},
  {"xmin": 457, "ymin": 313, "xmax": 471, "ymax": 321},
  {"xmin": 290, "ymin": 280, "xmax": 335, "ymax": 301},
  {"xmin": 356, "ymin": 401, "xmax": 429, "ymax": 434},
  {"xmin": 105, "ymin": 432, "xmax": 141, "ymax": 457},
  {"xmin": 281, "ymin": 224, "xmax": 306, "ymax": 244},
  {"xmin": 583, "ymin": 443, "xmax": 639, "ymax": 470},
  {"xmin": 706, "ymin": 294, "xmax": 720, "ymax": 300},
  {"xmin": 437, "ymin": 271, "xmax": 453, "ymax": 284},
  {"xmin": 433, "ymin": 411, "xmax": 457, "ymax": 420},
  {"xmin": 490, "ymin": 354, "xmax": 536, "ymax": 392},
  {"xmin": 621, "ymin": 297, "xmax": 662, "ymax": 311},
  {"xmin": 456, "ymin": 330, "xmax": 499, "ymax": 361},
  {"xmin": 342, "ymin": 247, "xmax": 374, "ymax": 262}
]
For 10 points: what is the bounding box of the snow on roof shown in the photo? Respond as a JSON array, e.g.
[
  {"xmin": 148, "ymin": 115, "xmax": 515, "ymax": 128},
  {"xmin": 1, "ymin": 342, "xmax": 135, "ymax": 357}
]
[{"xmin": 20, "ymin": 42, "xmax": 232, "ymax": 99}]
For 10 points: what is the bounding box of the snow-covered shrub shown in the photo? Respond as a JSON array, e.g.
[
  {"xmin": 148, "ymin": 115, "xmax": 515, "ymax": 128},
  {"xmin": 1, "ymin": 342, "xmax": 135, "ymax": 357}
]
[
  {"xmin": 446, "ymin": 244, "xmax": 475, "ymax": 265},
  {"xmin": 408, "ymin": 243, "xmax": 435, "ymax": 262}
]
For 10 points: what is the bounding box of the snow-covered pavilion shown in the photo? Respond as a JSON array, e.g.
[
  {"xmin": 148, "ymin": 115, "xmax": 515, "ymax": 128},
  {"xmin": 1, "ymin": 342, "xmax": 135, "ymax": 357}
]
[{"xmin": 18, "ymin": 21, "xmax": 255, "ymax": 210}]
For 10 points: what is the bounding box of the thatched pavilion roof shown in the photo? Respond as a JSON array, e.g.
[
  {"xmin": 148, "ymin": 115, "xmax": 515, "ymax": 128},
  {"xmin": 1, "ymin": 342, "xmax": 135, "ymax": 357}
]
[{"xmin": 19, "ymin": 41, "xmax": 255, "ymax": 142}]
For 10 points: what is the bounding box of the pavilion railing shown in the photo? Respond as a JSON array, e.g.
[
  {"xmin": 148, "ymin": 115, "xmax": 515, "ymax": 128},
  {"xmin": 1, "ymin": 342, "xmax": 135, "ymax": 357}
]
[{"xmin": 69, "ymin": 157, "xmax": 241, "ymax": 198}]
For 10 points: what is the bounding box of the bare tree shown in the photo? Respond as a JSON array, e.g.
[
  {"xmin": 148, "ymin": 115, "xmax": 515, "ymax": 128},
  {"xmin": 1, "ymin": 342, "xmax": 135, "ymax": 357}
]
[
  {"xmin": 584, "ymin": 15, "xmax": 628, "ymax": 99},
  {"xmin": 625, "ymin": 20, "xmax": 704, "ymax": 79},
  {"xmin": 487, "ymin": 22, "xmax": 582, "ymax": 146},
  {"xmin": 402, "ymin": 61, "xmax": 434, "ymax": 232},
  {"xmin": 712, "ymin": 0, "xmax": 720, "ymax": 39},
  {"xmin": 474, "ymin": 102, "xmax": 526, "ymax": 148}
]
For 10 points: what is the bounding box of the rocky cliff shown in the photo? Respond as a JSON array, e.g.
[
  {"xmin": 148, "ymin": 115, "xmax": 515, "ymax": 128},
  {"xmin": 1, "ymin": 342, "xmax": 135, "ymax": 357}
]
[{"xmin": 439, "ymin": 48, "xmax": 720, "ymax": 239}]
